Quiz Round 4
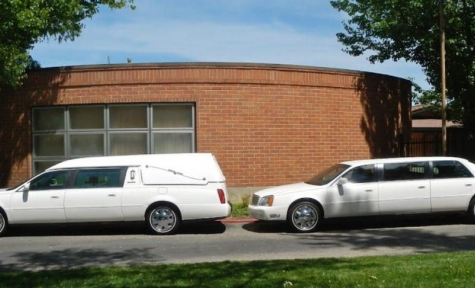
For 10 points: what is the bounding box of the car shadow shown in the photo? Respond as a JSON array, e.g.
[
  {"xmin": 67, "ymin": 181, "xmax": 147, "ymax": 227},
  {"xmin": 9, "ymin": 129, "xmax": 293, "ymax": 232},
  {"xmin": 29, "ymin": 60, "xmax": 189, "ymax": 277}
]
[
  {"xmin": 242, "ymin": 213, "xmax": 471, "ymax": 234},
  {"xmin": 6, "ymin": 221, "xmax": 226, "ymax": 237}
]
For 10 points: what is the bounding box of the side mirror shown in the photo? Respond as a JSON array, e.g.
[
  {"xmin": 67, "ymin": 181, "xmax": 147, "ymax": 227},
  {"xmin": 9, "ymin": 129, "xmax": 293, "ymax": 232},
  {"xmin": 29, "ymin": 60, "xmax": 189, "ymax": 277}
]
[
  {"xmin": 22, "ymin": 182, "xmax": 30, "ymax": 192},
  {"xmin": 337, "ymin": 178, "xmax": 349, "ymax": 186}
]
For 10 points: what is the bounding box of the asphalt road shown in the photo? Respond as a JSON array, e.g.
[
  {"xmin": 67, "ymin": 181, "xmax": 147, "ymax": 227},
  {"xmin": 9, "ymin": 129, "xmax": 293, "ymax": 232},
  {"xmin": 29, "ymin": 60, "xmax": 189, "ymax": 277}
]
[{"xmin": 1, "ymin": 214, "xmax": 475, "ymax": 271}]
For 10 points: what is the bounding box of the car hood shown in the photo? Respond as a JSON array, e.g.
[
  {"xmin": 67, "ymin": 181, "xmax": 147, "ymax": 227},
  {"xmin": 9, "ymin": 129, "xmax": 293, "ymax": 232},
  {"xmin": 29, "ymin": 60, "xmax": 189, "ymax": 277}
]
[{"xmin": 255, "ymin": 182, "xmax": 322, "ymax": 197}]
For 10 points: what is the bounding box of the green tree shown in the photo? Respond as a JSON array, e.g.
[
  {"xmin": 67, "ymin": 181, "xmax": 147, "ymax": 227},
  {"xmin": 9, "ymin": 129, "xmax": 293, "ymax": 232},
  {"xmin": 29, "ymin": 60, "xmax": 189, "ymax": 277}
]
[
  {"xmin": 331, "ymin": 0, "xmax": 475, "ymax": 156},
  {"xmin": 0, "ymin": 0, "xmax": 134, "ymax": 88}
]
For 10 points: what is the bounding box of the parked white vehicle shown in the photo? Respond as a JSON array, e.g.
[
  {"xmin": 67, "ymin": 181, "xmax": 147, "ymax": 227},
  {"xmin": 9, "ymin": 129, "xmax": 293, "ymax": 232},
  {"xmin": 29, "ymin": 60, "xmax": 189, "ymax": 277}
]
[
  {"xmin": 249, "ymin": 157, "xmax": 475, "ymax": 232},
  {"xmin": 0, "ymin": 153, "xmax": 231, "ymax": 236}
]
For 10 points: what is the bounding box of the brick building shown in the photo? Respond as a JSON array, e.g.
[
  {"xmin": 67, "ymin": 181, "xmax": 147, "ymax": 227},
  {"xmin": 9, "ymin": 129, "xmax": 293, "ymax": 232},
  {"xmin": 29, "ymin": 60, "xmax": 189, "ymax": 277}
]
[{"xmin": 0, "ymin": 63, "xmax": 411, "ymax": 193}]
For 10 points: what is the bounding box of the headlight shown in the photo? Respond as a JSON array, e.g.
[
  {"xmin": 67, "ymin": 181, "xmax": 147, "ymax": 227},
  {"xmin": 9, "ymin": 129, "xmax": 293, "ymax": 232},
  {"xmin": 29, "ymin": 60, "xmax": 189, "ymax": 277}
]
[{"xmin": 258, "ymin": 195, "xmax": 274, "ymax": 206}]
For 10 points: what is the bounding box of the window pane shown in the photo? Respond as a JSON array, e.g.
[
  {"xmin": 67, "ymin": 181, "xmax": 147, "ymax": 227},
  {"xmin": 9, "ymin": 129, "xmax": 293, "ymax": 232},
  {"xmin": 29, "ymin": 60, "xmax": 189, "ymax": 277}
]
[
  {"xmin": 34, "ymin": 161, "xmax": 62, "ymax": 175},
  {"xmin": 154, "ymin": 133, "xmax": 192, "ymax": 153},
  {"xmin": 70, "ymin": 106, "xmax": 104, "ymax": 129},
  {"xmin": 110, "ymin": 134, "xmax": 147, "ymax": 155},
  {"xmin": 74, "ymin": 169, "xmax": 122, "ymax": 188},
  {"xmin": 110, "ymin": 105, "xmax": 147, "ymax": 129},
  {"xmin": 343, "ymin": 165, "xmax": 375, "ymax": 183},
  {"xmin": 70, "ymin": 134, "xmax": 104, "ymax": 156},
  {"xmin": 433, "ymin": 161, "xmax": 474, "ymax": 179},
  {"xmin": 33, "ymin": 107, "xmax": 64, "ymax": 131},
  {"xmin": 153, "ymin": 105, "xmax": 193, "ymax": 128},
  {"xmin": 30, "ymin": 171, "xmax": 68, "ymax": 190},
  {"xmin": 34, "ymin": 135, "xmax": 65, "ymax": 156},
  {"xmin": 383, "ymin": 162, "xmax": 426, "ymax": 181}
]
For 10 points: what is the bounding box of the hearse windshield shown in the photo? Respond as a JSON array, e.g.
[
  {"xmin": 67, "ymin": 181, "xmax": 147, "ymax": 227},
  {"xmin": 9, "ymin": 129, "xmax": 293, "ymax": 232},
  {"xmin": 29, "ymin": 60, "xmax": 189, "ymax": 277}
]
[{"xmin": 306, "ymin": 164, "xmax": 350, "ymax": 186}]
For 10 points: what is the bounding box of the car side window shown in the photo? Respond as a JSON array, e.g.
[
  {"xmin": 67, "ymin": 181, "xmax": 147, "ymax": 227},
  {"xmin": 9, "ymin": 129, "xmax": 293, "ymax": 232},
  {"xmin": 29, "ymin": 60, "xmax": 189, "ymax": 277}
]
[
  {"xmin": 342, "ymin": 165, "xmax": 376, "ymax": 183},
  {"xmin": 432, "ymin": 161, "xmax": 474, "ymax": 179},
  {"xmin": 383, "ymin": 162, "xmax": 427, "ymax": 181},
  {"xmin": 30, "ymin": 171, "xmax": 69, "ymax": 191},
  {"xmin": 74, "ymin": 169, "xmax": 122, "ymax": 188}
]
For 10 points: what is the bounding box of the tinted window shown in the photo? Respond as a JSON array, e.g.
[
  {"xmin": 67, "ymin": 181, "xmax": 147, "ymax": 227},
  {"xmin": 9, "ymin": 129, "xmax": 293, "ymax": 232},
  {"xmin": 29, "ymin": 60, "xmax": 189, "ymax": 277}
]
[
  {"xmin": 30, "ymin": 171, "xmax": 69, "ymax": 191},
  {"xmin": 342, "ymin": 165, "xmax": 376, "ymax": 183},
  {"xmin": 74, "ymin": 169, "xmax": 122, "ymax": 188},
  {"xmin": 383, "ymin": 162, "xmax": 426, "ymax": 181},
  {"xmin": 306, "ymin": 164, "xmax": 350, "ymax": 186},
  {"xmin": 432, "ymin": 161, "xmax": 474, "ymax": 179}
]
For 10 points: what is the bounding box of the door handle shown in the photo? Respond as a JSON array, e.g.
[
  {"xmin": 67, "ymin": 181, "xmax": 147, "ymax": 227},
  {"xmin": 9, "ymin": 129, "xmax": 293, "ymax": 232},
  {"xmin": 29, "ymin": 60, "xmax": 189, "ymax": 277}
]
[
  {"xmin": 51, "ymin": 196, "xmax": 59, "ymax": 199},
  {"xmin": 108, "ymin": 194, "xmax": 116, "ymax": 197},
  {"xmin": 467, "ymin": 184, "xmax": 473, "ymax": 187},
  {"xmin": 365, "ymin": 190, "xmax": 373, "ymax": 192},
  {"xmin": 418, "ymin": 186, "xmax": 426, "ymax": 189}
]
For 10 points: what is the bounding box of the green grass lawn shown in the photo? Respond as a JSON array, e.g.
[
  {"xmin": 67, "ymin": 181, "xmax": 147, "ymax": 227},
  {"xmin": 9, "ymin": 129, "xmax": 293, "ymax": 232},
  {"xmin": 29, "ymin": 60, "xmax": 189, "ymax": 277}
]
[{"xmin": 2, "ymin": 251, "xmax": 475, "ymax": 287}]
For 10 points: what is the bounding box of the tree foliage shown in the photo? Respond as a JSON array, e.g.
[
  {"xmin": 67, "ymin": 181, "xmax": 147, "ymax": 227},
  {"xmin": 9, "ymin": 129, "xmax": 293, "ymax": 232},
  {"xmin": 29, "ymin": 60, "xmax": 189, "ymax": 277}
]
[
  {"xmin": 0, "ymin": 0, "xmax": 134, "ymax": 88},
  {"xmin": 331, "ymin": 0, "xmax": 475, "ymax": 150}
]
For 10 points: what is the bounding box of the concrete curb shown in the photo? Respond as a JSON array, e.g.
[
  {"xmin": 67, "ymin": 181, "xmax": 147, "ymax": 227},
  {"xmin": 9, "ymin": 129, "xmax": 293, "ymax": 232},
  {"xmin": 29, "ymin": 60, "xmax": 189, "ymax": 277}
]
[{"xmin": 218, "ymin": 218, "xmax": 258, "ymax": 224}]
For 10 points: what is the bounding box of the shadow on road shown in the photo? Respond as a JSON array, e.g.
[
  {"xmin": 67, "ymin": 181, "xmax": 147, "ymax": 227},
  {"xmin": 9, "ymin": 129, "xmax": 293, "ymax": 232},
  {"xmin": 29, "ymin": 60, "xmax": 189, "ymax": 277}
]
[
  {"xmin": 0, "ymin": 247, "xmax": 160, "ymax": 272},
  {"xmin": 5, "ymin": 221, "xmax": 226, "ymax": 237},
  {"xmin": 243, "ymin": 214, "xmax": 471, "ymax": 234},
  {"xmin": 243, "ymin": 214, "xmax": 475, "ymax": 254}
]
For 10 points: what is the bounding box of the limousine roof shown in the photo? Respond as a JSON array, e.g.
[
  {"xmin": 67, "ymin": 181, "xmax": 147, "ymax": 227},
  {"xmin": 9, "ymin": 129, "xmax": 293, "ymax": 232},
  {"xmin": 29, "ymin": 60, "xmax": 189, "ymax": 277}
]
[
  {"xmin": 47, "ymin": 153, "xmax": 226, "ymax": 183},
  {"xmin": 341, "ymin": 156, "xmax": 472, "ymax": 167}
]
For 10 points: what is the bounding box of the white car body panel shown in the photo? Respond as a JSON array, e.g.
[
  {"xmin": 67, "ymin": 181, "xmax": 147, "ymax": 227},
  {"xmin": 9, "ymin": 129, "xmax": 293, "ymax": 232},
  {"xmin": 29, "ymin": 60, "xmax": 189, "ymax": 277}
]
[
  {"xmin": 1, "ymin": 154, "xmax": 231, "ymax": 225},
  {"xmin": 249, "ymin": 156, "xmax": 475, "ymax": 223}
]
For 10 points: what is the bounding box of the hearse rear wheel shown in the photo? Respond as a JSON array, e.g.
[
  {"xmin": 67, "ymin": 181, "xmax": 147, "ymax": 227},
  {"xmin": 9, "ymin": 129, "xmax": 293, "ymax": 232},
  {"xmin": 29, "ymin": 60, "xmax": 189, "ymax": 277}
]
[
  {"xmin": 287, "ymin": 201, "xmax": 322, "ymax": 233},
  {"xmin": 146, "ymin": 205, "xmax": 181, "ymax": 235},
  {"xmin": 0, "ymin": 211, "xmax": 8, "ymax": 237},
  {"xmin": 468, "ymin": 198, "xmax": 475, "ymax": 223}
]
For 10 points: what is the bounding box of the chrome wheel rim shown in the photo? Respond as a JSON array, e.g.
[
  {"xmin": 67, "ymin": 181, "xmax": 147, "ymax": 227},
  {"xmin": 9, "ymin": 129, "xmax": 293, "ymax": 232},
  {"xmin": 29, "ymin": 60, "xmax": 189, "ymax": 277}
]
[
  {"xmin": 149, "ymin": 207, "xmax": 176, "ymax": 233},
  {"xmin": 292, "ymin": 204, "xmax": 318, "ymax": 231},
  {"xmin": 0, "ymin": 214, "xmax": 4, "ymax": 233}
]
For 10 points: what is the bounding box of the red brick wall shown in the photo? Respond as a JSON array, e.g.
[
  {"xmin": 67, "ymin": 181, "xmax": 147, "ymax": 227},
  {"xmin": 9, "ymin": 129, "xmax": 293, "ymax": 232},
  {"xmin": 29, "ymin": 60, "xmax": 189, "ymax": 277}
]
[{"xmin": 0, "ymin": 63, "xmax": 411, "ymax": 188}]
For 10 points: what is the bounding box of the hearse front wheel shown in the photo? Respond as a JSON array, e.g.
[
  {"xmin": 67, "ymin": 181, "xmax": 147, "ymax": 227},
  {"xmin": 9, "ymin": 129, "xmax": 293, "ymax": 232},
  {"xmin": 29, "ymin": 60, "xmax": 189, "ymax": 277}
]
[
  {"xmin": 0, "ymin": 211, "xmax": 8, "ymax": 237},
  {"xmin": 146, "ymin": 205, "xmax": 181, "ymax": 235},
  {"xmin": 287, "ymin": 201, "xmax": 322, "ymax": 233}
]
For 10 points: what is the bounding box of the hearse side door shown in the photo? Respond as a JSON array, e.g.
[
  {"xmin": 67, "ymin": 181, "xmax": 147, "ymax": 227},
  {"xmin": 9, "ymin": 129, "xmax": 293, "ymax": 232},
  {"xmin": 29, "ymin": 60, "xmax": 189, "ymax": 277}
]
[
  {"xmin": 9, "ymin": 170, "xmax": 69, "ymax": 223},
  {"xmin": 378, "ymin": 161, "xmax": 431, "ymax": 214},
  {"xmin": 64, "ymin": 168, "xmax": 126, "ymax": 222}
]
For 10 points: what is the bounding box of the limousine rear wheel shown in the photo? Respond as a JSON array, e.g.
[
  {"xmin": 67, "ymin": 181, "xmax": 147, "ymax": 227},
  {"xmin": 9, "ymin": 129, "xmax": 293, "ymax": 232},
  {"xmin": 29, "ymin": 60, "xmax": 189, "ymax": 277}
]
[
  {"xmin": 146, "ymin": 205, "xmax": 181, "ymax": 235},
  {"xmin": 288, "ymin": 201, "xmax": 322, "ymax": 233},
  {"xmin": 0, "ymin": 211, "xmax": 7, "ymax": 237}
]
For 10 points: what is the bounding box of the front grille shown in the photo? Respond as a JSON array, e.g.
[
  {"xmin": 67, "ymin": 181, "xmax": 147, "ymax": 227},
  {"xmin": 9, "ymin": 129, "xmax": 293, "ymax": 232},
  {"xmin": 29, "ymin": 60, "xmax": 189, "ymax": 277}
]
[{"xmin": 251, "ymin": 194, "xmax": 259, "ymax": 206}]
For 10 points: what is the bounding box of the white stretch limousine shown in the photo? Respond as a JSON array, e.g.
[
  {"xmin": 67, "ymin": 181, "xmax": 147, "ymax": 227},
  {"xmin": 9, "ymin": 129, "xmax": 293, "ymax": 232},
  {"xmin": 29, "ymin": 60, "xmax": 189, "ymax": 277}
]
[
  {"xmin": 0, "ymin": 154, "xmax": 231, "ymax": 236},
  {"xmin": 249, "ymin": 157, "xmax": 475, "ymax": 232}
]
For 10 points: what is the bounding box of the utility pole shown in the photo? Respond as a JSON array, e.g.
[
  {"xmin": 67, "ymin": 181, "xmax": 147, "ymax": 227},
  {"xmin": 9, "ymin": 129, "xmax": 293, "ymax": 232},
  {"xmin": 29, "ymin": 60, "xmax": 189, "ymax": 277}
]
[{"xmin": 440, "ymin": 0, "xmax": 447, "ymax": 155}]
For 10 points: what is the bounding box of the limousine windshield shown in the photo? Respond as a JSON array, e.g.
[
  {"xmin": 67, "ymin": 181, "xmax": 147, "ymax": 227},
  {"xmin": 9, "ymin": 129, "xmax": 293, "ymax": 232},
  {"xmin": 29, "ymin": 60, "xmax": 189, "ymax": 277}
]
[{"xmin": 305, "ymin": 164, "xmax": 350, "ymax": 186}]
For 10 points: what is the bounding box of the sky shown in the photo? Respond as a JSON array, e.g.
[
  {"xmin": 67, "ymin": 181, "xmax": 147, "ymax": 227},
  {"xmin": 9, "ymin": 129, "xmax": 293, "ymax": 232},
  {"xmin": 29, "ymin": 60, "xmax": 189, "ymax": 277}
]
[{"xmin": 30, "ymin": 0, "xmax": 430, "ymax": 90}]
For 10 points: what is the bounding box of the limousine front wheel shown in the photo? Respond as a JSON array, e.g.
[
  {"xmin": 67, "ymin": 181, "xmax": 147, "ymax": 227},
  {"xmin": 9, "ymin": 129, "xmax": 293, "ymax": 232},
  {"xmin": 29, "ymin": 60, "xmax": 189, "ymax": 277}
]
[
  {"xmin": 146, "ymin": 205, "xmax": 181, "ymax": 235},
  {"xmin": 0, "ymin": 211, "xmax": 7, "ymax": 237},
  {"xmin": 288, "ymin": 201, "xmax": 322, "ymax": 233}
]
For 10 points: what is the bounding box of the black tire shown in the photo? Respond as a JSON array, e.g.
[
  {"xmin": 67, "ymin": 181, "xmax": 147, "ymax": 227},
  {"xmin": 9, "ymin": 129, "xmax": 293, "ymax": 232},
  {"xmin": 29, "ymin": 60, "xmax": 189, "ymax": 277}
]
[
  {"xmin": 145, "ymin": 204, "xmax": 181, "ymax": 235},
  {"xmin": 0, "ymin": 210, "xmax": 8, "ymax": 237},
  {"xmin": 468, "ymin": 198, "xmax": 475, "ymax": 222},
  {"xmin": 287, "ymin": 201, "xmax": 322, "ymax": 233}
]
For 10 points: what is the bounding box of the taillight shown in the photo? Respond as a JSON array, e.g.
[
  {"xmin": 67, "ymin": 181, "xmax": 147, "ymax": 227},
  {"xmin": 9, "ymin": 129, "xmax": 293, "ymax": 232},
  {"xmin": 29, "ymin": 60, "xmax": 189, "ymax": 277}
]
[{"xmin": 217, "ymin": 189, "xmax": 226, "ymax": 204}]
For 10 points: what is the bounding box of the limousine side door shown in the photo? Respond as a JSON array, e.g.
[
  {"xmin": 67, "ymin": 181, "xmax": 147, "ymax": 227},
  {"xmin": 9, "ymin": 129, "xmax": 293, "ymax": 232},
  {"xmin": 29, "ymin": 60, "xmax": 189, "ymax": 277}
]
[
  {"xmin": 325, "ymin": 164, "xmax": 379, "ymax": 217},
  {"xmin": 430, "ymin": 160, "xmax": 475, "ymax": 212},
  {"xmin": 64, "ymin": 168, "xmax": 125, "ymax": 222},
  {"xmin": 378, "ymin": 161, "xmax": 431, "ymax": 214},
  {"xmin": 9, "ymin": 170, "xmax": 69, "ymax": 223}
]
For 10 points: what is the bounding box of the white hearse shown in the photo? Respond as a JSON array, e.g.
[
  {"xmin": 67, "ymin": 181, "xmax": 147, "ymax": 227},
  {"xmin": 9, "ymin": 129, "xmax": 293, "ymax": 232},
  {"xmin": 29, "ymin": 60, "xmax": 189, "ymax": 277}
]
[
  {"xmin": 249, "ymin": 157, "xmax": 475, "ymax": 232},
  {"xmin": 0, "ymin": 153, "xmax": 231, "ymax": 236}
]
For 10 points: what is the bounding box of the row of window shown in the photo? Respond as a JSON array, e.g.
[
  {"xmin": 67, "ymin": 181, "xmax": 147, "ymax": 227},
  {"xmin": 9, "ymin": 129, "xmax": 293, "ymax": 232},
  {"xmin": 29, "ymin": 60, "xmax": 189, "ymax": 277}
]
[
  {"xmin": 30, "ymin": 169, "xmax": 124, "ymax": 191},
  {"xmin": 344, "ymin": 161, "xmax": 473, "ymax": 184},
  {"xmin": 32, "ymin": 104, "xmax": 195, "ymax": 175}
]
